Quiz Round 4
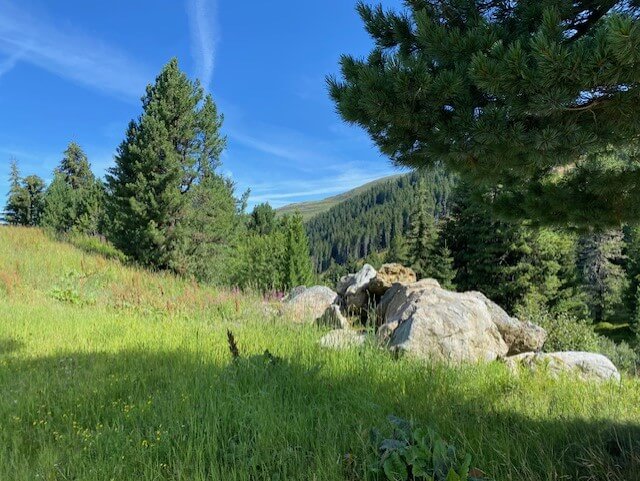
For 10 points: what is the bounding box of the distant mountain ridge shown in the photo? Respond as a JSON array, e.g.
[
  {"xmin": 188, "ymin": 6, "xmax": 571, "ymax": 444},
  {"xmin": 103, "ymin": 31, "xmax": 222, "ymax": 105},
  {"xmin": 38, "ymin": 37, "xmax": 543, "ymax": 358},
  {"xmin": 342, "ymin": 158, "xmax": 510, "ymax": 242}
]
[
  {"xmin": 297, "ymin": 168, "xmax": 456, "ymax": 272},
  {"xmin": 276, "ymin": 174, "xmax": 403, "ymax": 221}
]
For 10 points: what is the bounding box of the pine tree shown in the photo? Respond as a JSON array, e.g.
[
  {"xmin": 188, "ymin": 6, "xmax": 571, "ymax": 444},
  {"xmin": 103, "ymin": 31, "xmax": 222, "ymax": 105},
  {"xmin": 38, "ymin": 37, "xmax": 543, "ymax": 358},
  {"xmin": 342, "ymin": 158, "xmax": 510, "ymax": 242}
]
[
  {"xmin": 249, "ymin": 203, "xmax": 277, "ymax": 235},
  {"xmin": 430, "ymin": 241, "xmax": 457, "ymax": 290},
  {"xmin": 406, "ymin": 175, "xmax": 439, "ymax": 278},
  {"xmin": 42, "ymin": 143, "xmax": 104, "ymax": 235},
  {"xmin": 3, "ymin": 159, "xmax": 23, "ymax": 225},
  {"xmin": 58, "ymin": 142, "xmax": 93, "ymax": 190},
  {"xmin": 283, "ymin": 214, "xmax": 314, "ymax": 289},
  {"xmin": 20, "ymin": 175, "xmax": 46, "ymax": 226},
  {"xmin": 444, "ymin": 182, "xmax": 542, "ymax": 312},
  {"xmin": 4, "ymin": 161, "xmax": 45, "ymax": 227},
  {"xmin": 330, "ymin": 1, "xmax": 640, "ymax": 227},
  {"xmin": 106, "ymin": 58, "xmax": 238, "ymax": 274},
  {"xmin": 577, "ymin": 230, "xmax": 630, "ymax": 324},
  {"xmin": 624, "ymin": 225, "xmax": 640, "ymax": 331},
  {"xmin": 386, "ymin": 220, "xmax": 408, "ymax": 265}
]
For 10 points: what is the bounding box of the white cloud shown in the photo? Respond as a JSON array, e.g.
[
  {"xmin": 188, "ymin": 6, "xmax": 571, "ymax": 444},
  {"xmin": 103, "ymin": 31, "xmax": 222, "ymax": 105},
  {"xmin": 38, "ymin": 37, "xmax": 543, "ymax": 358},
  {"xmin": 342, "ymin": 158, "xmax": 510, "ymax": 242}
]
[
  {"xmin": 248, "ymin": 168, "xmax": 397, "ymax": 207},
  {"xmin": 0, "ymin": 0, "xmax": 151, "ymax": 100},
  {"xmin": 186, "ymin": 0, "xmax": 218, "ymax": 89}
]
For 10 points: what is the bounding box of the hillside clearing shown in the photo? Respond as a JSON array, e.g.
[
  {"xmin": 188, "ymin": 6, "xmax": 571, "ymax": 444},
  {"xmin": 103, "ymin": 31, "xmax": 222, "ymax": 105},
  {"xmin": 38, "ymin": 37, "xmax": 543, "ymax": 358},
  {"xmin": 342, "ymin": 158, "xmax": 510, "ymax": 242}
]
[{"xmin": 0, "ymin": 227, "xmax": 639, "ymax": 481}]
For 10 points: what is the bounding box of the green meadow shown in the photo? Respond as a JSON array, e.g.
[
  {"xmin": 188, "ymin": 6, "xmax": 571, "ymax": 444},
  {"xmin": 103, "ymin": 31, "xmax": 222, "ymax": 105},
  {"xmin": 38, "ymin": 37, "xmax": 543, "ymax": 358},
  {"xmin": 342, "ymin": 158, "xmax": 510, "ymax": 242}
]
[{"xmin": 1, "ymin": 227, "xmax": 639, "ymax": 481}]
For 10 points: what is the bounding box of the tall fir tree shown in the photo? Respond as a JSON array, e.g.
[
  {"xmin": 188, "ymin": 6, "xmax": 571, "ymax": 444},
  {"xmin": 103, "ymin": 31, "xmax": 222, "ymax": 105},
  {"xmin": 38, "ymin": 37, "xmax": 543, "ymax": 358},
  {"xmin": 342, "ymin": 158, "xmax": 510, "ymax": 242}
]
[
  {"xmin": 106, "ymin": 58, "xmax": 239, "ymax": 275},
  {"xmin": 405, "ymin": 173, "xmax": 455, "ymax": 286},
  {"xmin": 386, "ymin": 220, "xmax": 408, "ymax": 265},
  {"xmin": 19, "ymin": 175, "xmax": 46, "ymax": 227},
  {"xmin": 42, "ymin": 142, "xmax": 104, "ymax": 235},
  {"xmin": 330, "ymin": 1, "xmax": 640, "ymax": 227},
  {"xmin": 58, "ymin": 142, "xmax": 94, "ymax": 190},
  {"xmin": 3, "ymin": 159, "xmax": 23, "ymax": 225},
  {"xmin": 248, "ymin": 203, "xmax": 277, "ymax": 236},
  {"xmin": 4, "ymin": 161, "xmax": 45, "ymax": 227},
  {"xmin": 406, "ymin": 175, "xmax": 438, "ymax": 277},
  {"xmin": 624, "ymin": 226, "xmax": 640, "ymax": 332},
  {"xmin": 445, "ymin": 182, "xmax": 580, "ymax": 311},
  {"xmin": 577, "ymin": 230, "xmax": 630, "ymax": 324},
  {"xmin": 283, "ymin": 214, "xmax": 314, "ymax": 289}
]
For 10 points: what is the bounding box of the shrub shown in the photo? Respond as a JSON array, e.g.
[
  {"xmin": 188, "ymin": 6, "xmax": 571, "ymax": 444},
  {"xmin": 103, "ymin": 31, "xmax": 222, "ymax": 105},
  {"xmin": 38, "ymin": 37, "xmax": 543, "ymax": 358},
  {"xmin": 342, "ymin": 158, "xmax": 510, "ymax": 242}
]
[
  {"xmin": 597, "ymin": 338, "xmax": 638, "ymax": 375},
  {"xmin": 517, "ymin": 302, "xmax": 639, "ymax": 374},
  {"xmin": 368, "ymin": 416, "xmax": 489, "ymax": 481}
]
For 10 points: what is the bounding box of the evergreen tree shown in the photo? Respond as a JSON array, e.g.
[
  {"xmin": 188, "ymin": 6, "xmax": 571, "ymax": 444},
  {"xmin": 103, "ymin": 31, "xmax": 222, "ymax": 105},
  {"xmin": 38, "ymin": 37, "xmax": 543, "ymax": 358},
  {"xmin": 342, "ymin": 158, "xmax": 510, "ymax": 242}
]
[
  {"xmin": 577, "ymin": 230, "xmax": 630, "ymax": 323},
  {"xmin": 445, "ymin": 183, "xmax": 579, "ymax": 311},
  {"xmin": 174, "ymin": 174, "xmax": 242, "ymax": 283},
  {"xmin": 106, "ymin": 58, "xmax": 238, "ymax": 275},
  {"xmin": 330, "ymin": 1, "xmax": 640, "ymax": 227},
  {"xmin": 3, "ymin": 159, "xmax": 23, "ymax": 225},
  {"xmin": 405, "ymin": 173, "xmax": 455, "ymax": 286},
  {"xmin": 58, "ymin": 142, "xmax": 93, "ymax": 190},
  {"xmin": 42, "ymin": 143, "xmax": 104, "ymax": 235},
  {"xmin": 283, "ymin": 214, "xmax": 314, "ymax": 289},
  {"xmin": 406, "ymin": 175, "xmax": 438, "ymax": 278},
  {"xmin": 386, "ymin": 220, "xmax": 408, "ymax": 265},
  {"xmin": 19, "ymin": 175, "xmax": 46, "ymax": 226},
  {"xmin": 248, "ymin": 203, "xmax": 277, "ymax": 235},
  {"xmin": 624, "ymin": 225, "xmax": 640, "ymax": 331},
  {"xmin": 4, "ymin": 161, "xmax": 45, "ymax": 227},
  {"xmin": 430, "ymin": 241, "xmax": 457, "ymax": 290}
]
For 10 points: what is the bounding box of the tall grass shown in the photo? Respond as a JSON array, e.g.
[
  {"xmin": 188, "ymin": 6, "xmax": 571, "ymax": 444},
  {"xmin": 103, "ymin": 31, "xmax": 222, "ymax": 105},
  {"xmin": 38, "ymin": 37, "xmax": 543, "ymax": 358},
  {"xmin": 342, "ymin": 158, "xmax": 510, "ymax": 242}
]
[{"xmin": 0, "ymin": 226, "xmax": 639, "ymax": 480}]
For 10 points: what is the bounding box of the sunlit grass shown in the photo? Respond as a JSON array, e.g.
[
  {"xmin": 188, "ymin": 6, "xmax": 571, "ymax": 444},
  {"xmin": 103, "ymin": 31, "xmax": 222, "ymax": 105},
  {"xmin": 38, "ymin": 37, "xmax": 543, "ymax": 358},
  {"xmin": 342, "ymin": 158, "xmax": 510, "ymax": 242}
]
[{"xmin": 1, "ymin": 226, "xmax": 639, "ymax": 480}]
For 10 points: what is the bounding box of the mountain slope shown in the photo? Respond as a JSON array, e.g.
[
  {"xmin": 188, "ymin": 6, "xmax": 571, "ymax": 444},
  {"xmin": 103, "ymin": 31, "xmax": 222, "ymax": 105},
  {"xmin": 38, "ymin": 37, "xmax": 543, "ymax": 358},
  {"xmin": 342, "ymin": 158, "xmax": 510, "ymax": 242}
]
[
  {"xmin": 305, "ymin": 168, "xmax": 457, "ymax": 271},
  {"xmin": 276, "ymin": 174, "xmax": 403, "ymax": 221}
]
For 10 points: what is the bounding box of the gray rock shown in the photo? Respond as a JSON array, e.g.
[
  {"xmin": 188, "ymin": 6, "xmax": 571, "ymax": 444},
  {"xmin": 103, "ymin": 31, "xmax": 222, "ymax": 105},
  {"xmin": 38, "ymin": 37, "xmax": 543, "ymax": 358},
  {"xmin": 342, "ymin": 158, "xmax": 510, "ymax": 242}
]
[
  {"xmin": 284, "ymin": 285, "xmax": 307, "ymax": 302},
  {"xmin": 319, "ymin": 329, "xmax": 367, "ymax": 350},
  {"xmin": 284, "ymin": 286, "xmax": 339, "ymax": 322},
  {"xmin": 505, "ymin": 351, "xmax": 621, "ymax": 382},
  {"xmin": 468, "ymin": 291, "xmax": 547, "ymax": 354},
  {"xmin": 378, "ymin": 281, "xmax": 509, "ymax": 364},
  {"xmin": 316, "ymin": 304, "xmax": 350, "ymax": 329},
  {"xmin": 337, "ymin": 264, "xmax": 377, "ymax": 311}
]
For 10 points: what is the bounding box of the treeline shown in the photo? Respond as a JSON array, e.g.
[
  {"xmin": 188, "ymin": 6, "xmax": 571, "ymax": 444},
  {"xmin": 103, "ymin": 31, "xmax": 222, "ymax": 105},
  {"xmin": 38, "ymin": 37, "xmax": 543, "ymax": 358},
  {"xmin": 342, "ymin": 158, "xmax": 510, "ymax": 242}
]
[
  {"xmin": 306, "ymin": 168, "xmax": 456, "ymax": 272},
  {"xmin": 311, "ymin": 171, "xmax": 640, "ymax": 338},
  {"xmin": 2, "ymin": 59, "xmax": 314, "ymax": 293}
]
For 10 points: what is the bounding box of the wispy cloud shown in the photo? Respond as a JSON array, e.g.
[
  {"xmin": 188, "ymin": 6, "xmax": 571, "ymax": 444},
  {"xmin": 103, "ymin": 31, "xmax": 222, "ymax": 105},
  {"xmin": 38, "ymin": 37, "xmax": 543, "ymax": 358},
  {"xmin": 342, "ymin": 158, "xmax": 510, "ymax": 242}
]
[
  {"xmin": 186, "ymin": 0, "xmax": 218, "ymax": 89},
  {"xmin": 228, "ymin": 129, "xmax": 339, "ymax": 172},
  {"xmin": 248, "ymin": 167, "xmax": 397, "ymax": 208},
  {"xmin": 0, "ymin": 0, "xmax": 150, "ymax": 100},
  {"xmin": 0, "ymin": 49, "xmax": 23, "ymax": 78}
]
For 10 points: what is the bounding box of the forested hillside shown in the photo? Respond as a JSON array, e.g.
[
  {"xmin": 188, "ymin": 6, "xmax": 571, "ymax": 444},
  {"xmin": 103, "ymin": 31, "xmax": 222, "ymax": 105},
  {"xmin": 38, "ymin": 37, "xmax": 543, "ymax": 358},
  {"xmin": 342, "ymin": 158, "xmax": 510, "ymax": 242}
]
[
  {"xmin": 306, "ymin": 168, "xmax": 456, "ymax": 271},
  {"xmin": 276, "ymin": 175, "xmax": 402, "ymax": 221}
]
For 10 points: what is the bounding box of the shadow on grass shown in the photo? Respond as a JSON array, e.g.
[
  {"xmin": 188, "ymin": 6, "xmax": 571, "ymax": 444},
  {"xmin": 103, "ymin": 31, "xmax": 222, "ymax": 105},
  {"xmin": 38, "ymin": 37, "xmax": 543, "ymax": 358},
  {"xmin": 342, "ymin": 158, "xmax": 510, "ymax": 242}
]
[
  {"xmin": 0, "ymin": 337, "xmax": 24, "ymax": 355},
  {"xmin": 0, "ymin": 348, "xmax": 638, "ymax": 481}
]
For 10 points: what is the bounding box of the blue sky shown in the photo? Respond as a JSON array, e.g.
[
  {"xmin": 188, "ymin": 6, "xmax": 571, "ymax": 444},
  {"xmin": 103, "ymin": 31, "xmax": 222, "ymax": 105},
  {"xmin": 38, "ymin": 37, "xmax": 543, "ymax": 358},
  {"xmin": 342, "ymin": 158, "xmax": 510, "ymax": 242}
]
[{"xmin": 0, "ymin": 0, "xmax": 405, "ymax": 209}]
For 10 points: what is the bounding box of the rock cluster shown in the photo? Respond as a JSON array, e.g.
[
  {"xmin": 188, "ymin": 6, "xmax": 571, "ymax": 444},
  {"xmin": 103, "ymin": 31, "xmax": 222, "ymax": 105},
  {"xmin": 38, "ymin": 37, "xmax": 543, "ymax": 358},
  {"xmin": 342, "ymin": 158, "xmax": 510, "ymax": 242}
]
[{"xmin": 282, "ymin": 263, "xmax": 621, "ymax": 382}]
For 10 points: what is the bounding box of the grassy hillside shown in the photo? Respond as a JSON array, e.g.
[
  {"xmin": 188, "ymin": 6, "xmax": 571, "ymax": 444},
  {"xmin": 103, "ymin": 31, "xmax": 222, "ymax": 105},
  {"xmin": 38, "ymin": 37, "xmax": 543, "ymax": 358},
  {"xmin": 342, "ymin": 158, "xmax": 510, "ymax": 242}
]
[
  {"xmin": 1, "ymin": 227, "xmax": 640, "ymax": 480},
  {"xmin": 276, "ymin": 174, "xmax": 403, "ymax": 221}
]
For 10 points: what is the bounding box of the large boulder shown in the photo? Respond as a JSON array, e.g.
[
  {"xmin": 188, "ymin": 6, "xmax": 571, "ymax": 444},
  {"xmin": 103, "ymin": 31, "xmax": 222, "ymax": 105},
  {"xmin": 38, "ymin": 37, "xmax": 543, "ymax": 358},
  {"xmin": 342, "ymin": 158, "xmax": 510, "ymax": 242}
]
[
  {"xmin": 377, "ymin": 278, "xmax": 441, "ymax": 328},
  {"xmin": 378, "ymin": 281, "xmax": 509, "ymax": 363},
  {"xmin": 284, "ymin": 286, "xmax": 339, "ymax": 322},
  {"xmin": 377, "ymin": 280, "xmax": 546, "ymax": 359},
  {"xmin": 368, "ymin": 263, "xmax": 417, "ymax": 296},
  {"xmin": 316, "ymin": 304, "xmax": 350, "ymax": 329},
  {"xmin": 337, "ymin": 264, "xmax": 377, "ymax": 311},
  {"xmin": 505, "ymin": 351, "xmax": 621, "ymax": 382},
  {"xmin": 319, "ymin": 329, "xmax": 367, "ymax": 350},
  {"xmin": 468, "ymin": 292, "xmax": 546, "ymax": 355}
]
